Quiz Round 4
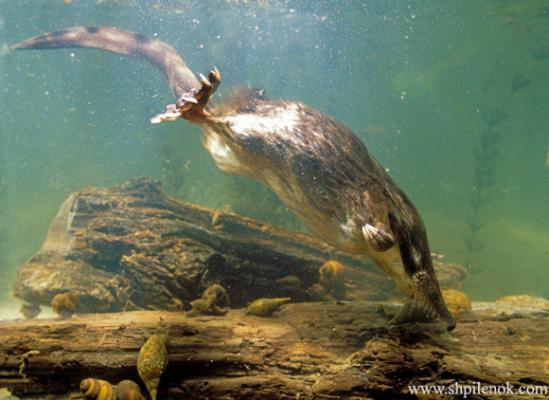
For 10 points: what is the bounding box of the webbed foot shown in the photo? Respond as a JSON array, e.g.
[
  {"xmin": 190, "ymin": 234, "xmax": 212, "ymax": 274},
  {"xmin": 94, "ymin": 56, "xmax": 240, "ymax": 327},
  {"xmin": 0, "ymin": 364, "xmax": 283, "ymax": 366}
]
[
  {"xmin": 388, "ymin": 297, "xmax": 436, "ymax": 326},
  {"xmin": 361, "ymin": 223, "xmax": 395, "ymax": 251},
  {"xmin": 151, "ymin": 67, "xmax": 221, "ymax": 124},
  {"xmin": 387, "ymin": 293, "xmax": 455, "ymax": 332}
]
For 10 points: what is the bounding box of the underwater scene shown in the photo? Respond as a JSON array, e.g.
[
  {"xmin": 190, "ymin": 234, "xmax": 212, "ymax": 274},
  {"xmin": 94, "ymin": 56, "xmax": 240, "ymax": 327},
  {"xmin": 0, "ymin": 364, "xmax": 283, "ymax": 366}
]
[{"xmin": 0, "ymin": 1, "xmax": 548, "ymax": 399}]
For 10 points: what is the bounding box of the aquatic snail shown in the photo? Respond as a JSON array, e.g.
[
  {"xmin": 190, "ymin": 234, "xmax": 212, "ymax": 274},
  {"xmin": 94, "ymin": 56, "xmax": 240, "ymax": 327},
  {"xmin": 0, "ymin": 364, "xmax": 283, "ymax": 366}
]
[
  {"xmin": 20, "ymin": 302, "xmax": 41, "ymax": 319},
  {"xmin": 79, "ymin": 378, "xmax": 145, "ymax": 400},
  {"xmin": 203, "ymin": 283, "xmax": 230, "ymax": 309},
  {"xmin": 80, "ymin": 378, "xmax": 114, "ymax": 400},
  {"xmin": 496, "ymin": 294, "xmax": 549, "ymax": 309},
  {"xmin": 441, "ymin": 289, "xmax": 472, "ymax": 318},
  {"xmin": 318, "ymin": 260, "xmax": 346, "ymax": 299},
  {"xmin": 319, "ymin": 260, "xmax": 346, "ymax": 287},
  {"xmin": 115, "ymin": 380, "xmax": 146, "ymax": 400},
  {"xmin": 137, "ymin": 331, "xmax": 169, "ymax": 400},
  {"xmin": 188, "ymin": 283, "xmax": 230, "ymax": 316},
  {"xmin": 246, "ymin": 297, "xmax": 291, "ymax": 317},
  {"xmin": 188, "ymin": 298, "xmax": 228, "ymax": 316},
  {"xmin": 51, "ymin": 291, "xmax": 80, "ymax": 319},
  {"xmin": 276, "ymin": 275, "xmax": 303, "ymax": 288}
]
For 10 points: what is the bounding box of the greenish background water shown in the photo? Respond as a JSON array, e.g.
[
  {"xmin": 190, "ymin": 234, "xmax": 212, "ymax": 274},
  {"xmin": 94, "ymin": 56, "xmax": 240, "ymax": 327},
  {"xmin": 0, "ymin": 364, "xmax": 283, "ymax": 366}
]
[{"xmin": 1, "ymin": 0, "xmax": 548, "ymax": 318}]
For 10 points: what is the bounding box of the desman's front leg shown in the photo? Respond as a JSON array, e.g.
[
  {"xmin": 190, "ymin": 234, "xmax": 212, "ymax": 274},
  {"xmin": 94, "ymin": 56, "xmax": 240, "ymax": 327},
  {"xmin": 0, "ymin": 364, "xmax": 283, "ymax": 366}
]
[{"xmin": 151, "ymin": 67, "xmax": 221, "ymax": 124}]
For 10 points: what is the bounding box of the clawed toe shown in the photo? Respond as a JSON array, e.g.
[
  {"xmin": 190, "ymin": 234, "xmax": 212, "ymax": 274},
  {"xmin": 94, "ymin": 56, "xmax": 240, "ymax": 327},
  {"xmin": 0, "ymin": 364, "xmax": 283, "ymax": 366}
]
[
  {"xmin": 361, "ymin": 223, "xmax": 395, "ymax": 251},
  {"xmin": 208, "ymin": 66, "xmax": 221, "ymax": 87},
  {"xmin": 193, "ymin": 66, "xmax": 221, "ymax": 103},
  {"xmin": 178, "ymin": 96, "xmax": 198, "ymax": 105},
  {"xmin": 151, "ymin": 67, "xmax": 221, "ymax": 124}
]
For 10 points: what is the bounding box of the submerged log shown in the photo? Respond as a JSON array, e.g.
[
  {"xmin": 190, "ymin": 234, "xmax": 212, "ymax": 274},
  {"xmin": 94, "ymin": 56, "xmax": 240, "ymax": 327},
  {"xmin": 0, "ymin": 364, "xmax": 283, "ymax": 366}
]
[
  {"xmin": 0, "ymin": 301, "xmax": 548, "ymax": 399},
  {"xmin": 12, "ymin": 178, "xmax": 466, "ymax": 315}
]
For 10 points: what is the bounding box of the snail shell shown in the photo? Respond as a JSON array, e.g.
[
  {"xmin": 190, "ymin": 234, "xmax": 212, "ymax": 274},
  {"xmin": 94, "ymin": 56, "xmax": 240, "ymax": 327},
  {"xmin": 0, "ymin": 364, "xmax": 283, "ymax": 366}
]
[
  {"xmin": 319, "ymin": 260, "xmax": 345, "ymax": 287},
  {"xmin": 318, "ymin": 260, "xmax": 347, "ymax": 299},
  {"xmin": 51, "ymin": 292, "xmax": 80, "ymax": 319},
  {"xmin": 276, "ymin": 275, "xmax": 303, "ymax": 288},
  {"xmin": 441, "ymin": 289, "xmax": 472, "ymax": 318},
  {"xmin": 20, "ymin": 302, "xmax": 41, "ymax": 319},
  {"xmin": 188, "ymin": 283, "xmax": 230, "ymax": 316},
  {"xmin": 115, "ymin": 380, "xmax": 146, "ymax": 400},
  {"xmin": 137, "ymin": 333, "xmax": 169, "ymax": 400},
  {"xmin": 246, "ymin": 297, "xmax": 291, "ymax": 317},
  {"xmin": 202, "ymin": 283, "xmax": 230, "ymax": 308},
  {"xmin": 80, "ymin": 378, "xmax": 116, "ymax": 400}
]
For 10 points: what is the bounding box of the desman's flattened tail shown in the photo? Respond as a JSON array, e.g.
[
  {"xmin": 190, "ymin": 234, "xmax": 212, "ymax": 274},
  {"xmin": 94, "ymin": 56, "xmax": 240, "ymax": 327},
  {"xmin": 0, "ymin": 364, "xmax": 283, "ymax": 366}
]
[{"xmin": 11, "ymin": 26, "xmax": 200, "ymax": 100}]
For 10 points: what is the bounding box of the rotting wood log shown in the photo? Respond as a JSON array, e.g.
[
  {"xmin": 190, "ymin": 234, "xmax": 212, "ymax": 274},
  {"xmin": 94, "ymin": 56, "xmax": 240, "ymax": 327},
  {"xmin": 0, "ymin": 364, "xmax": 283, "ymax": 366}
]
[
  {"xmin": 0, "ymin": 301, "xmax": 548, "ymax": 399},
  {"xmin": 12, "ymin": 178, "xmax": 466, "ymax": 315}
]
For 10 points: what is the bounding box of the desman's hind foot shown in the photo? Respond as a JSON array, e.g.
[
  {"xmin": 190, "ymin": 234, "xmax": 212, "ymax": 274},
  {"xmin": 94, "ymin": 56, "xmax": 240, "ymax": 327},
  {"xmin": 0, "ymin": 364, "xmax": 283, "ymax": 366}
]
[
  {"xmin": 361, "ymin": 223, "xmax": 395, "ymax": 251},
  {"xmin": 151, "ymin": 67, "xmax": 221, "ymax": 124}
]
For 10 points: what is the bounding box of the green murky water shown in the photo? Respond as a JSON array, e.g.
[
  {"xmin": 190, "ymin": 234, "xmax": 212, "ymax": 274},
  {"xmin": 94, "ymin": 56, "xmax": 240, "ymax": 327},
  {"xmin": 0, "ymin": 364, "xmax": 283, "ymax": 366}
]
[{"xmin": 1, "ymin": 0, "xmax": 548, "ymax": 319}]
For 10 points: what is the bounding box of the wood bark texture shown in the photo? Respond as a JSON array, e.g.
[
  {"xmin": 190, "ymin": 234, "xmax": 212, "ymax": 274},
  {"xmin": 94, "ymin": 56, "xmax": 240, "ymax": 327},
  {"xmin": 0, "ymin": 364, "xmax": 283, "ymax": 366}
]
[
  {"xmin": 0, "ymin": 301, "xmax": 548, "ymax": 399},
  {"xmin": 12, "ymin": 178, "xmax": 466, "ymax": 313}
]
